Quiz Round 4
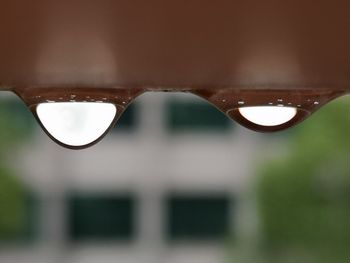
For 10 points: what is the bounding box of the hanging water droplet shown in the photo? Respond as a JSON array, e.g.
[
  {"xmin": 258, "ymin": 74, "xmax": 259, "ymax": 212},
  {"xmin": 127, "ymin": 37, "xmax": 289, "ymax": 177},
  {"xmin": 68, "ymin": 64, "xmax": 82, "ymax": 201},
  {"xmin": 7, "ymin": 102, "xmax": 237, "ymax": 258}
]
[
  {"xmin": 36, "ymin": 102, "xmax": 117, "ymax": 147},
  {"xmin": 238, "ymin": 106, "xmax": 297, "ymax": 126}
]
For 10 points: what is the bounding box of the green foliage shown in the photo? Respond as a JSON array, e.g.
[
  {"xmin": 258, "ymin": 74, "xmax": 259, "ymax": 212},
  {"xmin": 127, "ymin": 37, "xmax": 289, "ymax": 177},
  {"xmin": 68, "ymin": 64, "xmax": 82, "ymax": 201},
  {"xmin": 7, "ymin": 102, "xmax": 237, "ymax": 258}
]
[
  {"xmin": 255, "ymin": 96, "xmax": 350, "ymax": 262},
  {"xmin": 0, "ymin": 98, "xmax": 35, "ymax": 150},
  {"xmin": 0, "ymin": 97, "xmax": 34, "ymax": 240},
  {"xmin": 0, "ymin": 166, "xmax": 25, "ymax": 240}
]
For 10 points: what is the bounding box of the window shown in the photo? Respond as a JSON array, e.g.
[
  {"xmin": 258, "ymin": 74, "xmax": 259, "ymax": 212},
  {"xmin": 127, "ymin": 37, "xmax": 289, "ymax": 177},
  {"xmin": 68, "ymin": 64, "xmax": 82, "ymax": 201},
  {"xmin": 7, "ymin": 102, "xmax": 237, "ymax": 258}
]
[
  {"xmin": 0, "ymin": 98, "xmax": 36, "ymax": 140},
  {"xmin": 166, "ymin": 100, "xmax": 232, "ymax": 133},
  {"xmin": 112, "ymin": 104, "xmax": 137, "ymax": 131},
  {"xmin": 68, "ymin": 194, "xmax": 135, "ymax": 242},
  {"xmin": 21, "ymin": 194, "xmax": 40, "ymax": 241},
  {"xmin": 166, "ymin": 195, "xmax": 232, "ymax": 241}
]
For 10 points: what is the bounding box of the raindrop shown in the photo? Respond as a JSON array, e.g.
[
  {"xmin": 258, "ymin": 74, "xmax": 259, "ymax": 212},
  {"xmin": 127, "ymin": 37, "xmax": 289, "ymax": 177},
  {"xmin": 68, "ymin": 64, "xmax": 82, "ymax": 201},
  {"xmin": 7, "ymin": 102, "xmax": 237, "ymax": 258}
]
[
  {"xmin": 36, "ymin": 102, "xmax": 117, "ymax": 147},
  {"xmin": 238, "ymin": 106, "xmax": 297, "ymax": 126}
]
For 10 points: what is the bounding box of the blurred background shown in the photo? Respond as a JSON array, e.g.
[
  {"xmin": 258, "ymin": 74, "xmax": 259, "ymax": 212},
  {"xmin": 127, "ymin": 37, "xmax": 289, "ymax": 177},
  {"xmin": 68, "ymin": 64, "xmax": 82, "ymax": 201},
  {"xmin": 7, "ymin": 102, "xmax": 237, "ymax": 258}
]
[{"xmin": 0, "ymin": 91, "xmax": 349, "ymax": 263}]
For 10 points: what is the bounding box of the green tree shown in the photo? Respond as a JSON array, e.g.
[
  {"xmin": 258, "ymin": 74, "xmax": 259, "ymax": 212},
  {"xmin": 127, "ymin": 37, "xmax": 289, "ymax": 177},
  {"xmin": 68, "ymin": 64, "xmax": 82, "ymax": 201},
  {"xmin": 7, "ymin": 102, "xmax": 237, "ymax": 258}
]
[
  {"xmin": 254, "ymin": 96, "xmax": 350, "ymax": 263},
  {"xmin": 0, "ymin": 97, "xmax": 35, "ymax": 241}
]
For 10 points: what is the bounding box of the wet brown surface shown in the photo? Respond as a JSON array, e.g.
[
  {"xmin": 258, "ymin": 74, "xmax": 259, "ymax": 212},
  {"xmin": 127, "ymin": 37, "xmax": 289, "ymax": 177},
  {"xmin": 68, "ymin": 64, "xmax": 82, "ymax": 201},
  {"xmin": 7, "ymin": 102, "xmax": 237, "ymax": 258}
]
[
  {"xmin": 2, "ymin": 0, "xmax": 350, "ymax": 144},
  {"xmin": 1, "ymin": 0, "xmax": 350, "ymax": 89}
]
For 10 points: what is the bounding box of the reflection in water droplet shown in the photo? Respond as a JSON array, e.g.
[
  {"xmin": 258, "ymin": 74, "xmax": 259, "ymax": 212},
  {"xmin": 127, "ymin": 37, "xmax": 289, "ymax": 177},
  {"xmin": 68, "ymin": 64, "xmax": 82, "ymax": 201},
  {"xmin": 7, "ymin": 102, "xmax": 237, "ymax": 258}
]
[
  {"xmin": 36, "ymin": 102, "xmax": 117, "ymax": 147},
  {"xmin": 238, "ymin": 106, "xmax": 297, "ymax": 126}
]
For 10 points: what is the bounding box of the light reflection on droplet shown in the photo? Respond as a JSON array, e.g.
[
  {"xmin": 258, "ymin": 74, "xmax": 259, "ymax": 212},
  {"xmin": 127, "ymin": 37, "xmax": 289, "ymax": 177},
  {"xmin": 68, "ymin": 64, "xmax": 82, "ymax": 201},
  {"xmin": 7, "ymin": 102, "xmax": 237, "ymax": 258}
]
[
  {"xmin": 36, "ymin": 102, "xmax": 117, "ymax": 147},
  {"xmin": 238, "ymin": 106, "xmax": 297, "ymax": 126}
]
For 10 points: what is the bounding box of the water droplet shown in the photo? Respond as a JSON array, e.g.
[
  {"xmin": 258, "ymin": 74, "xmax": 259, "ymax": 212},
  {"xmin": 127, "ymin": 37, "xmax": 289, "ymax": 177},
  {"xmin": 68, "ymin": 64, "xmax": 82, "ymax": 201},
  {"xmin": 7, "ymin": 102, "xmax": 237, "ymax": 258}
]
[
  {"xmin": 297, "ymin": 104, "xmax": 301, "ymax": 107},
  {"xmin": 314, "ymin": 101, "xmax": 319, "ymax": 105},
  {"xmin": 36, "ymin": 102, "xmax": 117, "ymax": 147},
  {"xmin": 238, "ymin": 100, "xmax": 245, "ymax": 105},
  {"xmin": 239, "ymin": 106, "xmax": 297, "ymax": 126},
  {"xmin": 277, "ymin": 98, "xmax": 283, "ymax": 102},
  {"xmin": 222, "ymin": 99, "xmax": 226, "ymax": 103},
  {"xmin": 268, "ymin": 102, "xmax": 273, "ymax": 105}
]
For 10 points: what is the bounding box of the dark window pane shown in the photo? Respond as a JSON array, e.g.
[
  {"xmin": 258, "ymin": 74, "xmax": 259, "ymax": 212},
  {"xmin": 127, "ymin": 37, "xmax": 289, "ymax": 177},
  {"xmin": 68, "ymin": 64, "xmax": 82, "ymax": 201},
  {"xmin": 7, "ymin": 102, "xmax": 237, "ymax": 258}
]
[
  {"xmin": 68, "ymin": 195, "xmax": 134, "ymax": 242},
  {"xmin": 166, "ymin": 195, "xmax": 232, "ymax": 241},
  {"xmin": 166, "ymin": 100, "xmax": 232, "ymax": 132},
  {"xmin": 21, "ymin": 194, "xmax": 40, "ymax": 241},
  {"xmin": 113, "ymin": 104, "xmax": 137, "ymax": 131},
  {"xmin": 0, "ymin": 99, "xmax": 36, "ymax": 143}
]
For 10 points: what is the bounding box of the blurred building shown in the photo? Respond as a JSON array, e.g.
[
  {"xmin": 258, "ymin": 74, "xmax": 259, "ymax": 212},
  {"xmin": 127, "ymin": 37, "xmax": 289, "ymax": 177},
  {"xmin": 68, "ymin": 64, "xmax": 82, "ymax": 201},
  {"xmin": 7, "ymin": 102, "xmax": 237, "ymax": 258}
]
[{"xmin": 0, "ymin": 92, "xmax": 269, "ymax": 263}]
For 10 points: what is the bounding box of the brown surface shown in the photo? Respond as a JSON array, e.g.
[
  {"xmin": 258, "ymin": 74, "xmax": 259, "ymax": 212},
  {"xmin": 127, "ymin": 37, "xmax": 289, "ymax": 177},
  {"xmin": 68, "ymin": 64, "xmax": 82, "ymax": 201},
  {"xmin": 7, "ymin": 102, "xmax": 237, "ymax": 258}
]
[
  {"xmin": 1, "ymin": 0, "xmax": 350, "ymax": 89},
  {"xmin": 1, "ymin": 0, "xmax": 350, "ymax": 146}
]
